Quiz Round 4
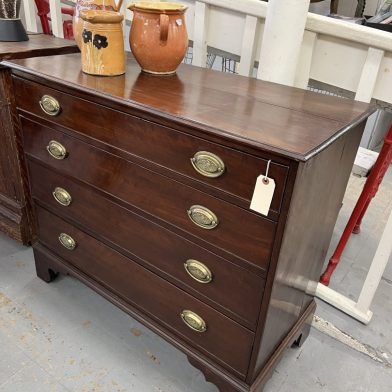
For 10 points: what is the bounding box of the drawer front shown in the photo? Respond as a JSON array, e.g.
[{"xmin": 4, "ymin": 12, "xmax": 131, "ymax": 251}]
[
  {"xmin": 22, "ymin": 117, "xmax": 276, "ymax": 268},
  {"xmin": 36, "ymin": 205, "xmax": 254, "ymax": 377},
  {"xmin": 29, "ymin": 160, "xmax": 264, "ymax": 328},
  {"xmin": 14, "ymin": 77, "xmax": 288, "ymax": 215}
]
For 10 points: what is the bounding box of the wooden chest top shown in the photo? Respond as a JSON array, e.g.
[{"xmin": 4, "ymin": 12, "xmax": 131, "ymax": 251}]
[
  {"xmin": 5, "ymin": 53, "xmax": 373, "ymax": 161},
  {"xmin": 0, "ymin": 34, "xmax": 78, "ymax": 61}
]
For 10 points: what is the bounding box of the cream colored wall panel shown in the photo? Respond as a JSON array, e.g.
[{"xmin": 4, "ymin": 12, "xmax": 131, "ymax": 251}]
[
  {"xmin": 373, "ymin": 52, "xmax": 392, "ymax": 103},
  {"xmin": 207, "ymin": 6, "xmax": 245, "ymax": 56},
  {"xmin": 310, "ymin": 35, "xmax": 368, "ymax": 92},
  {"xmin": 254, "ymin": 20, "xmax": 264, "ymax": 61},
  {"xmin": 181, "ymin": 0, "xmax": 196, "ymax": 40}
]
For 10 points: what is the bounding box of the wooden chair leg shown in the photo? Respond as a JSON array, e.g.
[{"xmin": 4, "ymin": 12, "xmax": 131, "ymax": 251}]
[
  {"xmin": 321, "ymin": 123, "xmax": 392, "ymax": 286},
  {"xmin": 320, "ymin": 192, "xmax": 371, "ymax": 286},
  {"xmin": 353, "ymin": 198, "xmax": 372, "ymax": 234}
]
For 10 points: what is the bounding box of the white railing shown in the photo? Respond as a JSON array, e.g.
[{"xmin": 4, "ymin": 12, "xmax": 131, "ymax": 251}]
[
  {"xmin": 180, "ymin": 0, "xmax": 392, "ymax": 105},
  {"xmin": 21, "ymin": 0, "xmax": 392, "ymax": 105}
]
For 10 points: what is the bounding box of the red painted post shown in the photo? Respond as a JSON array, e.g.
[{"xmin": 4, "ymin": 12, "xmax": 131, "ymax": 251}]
[{"xmin": 320, "ymin": 123, "xmax": 392, "ymax": 286}]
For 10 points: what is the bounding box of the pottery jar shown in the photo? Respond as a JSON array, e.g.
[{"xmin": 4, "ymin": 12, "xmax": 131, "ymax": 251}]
[
  {"xmin": 80, "ymin": 10, "xmax": 125, "ymax": 76},
  {"xmin": 73, "ymin": 0, "xmax": 123, "ymax": 48},
  {"xmin": 129, "ymin": 2, "xmax": 188, "ymax": 75}
]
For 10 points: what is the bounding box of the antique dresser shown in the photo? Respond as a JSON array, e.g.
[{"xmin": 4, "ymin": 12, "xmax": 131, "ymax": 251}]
[
  {"xmin": 5, "ymin": 54, "xmax": 373, "ymax": 391},
  {"xmin": 0, "ymin": 35, "xmax": 78, "ymax": 244}
]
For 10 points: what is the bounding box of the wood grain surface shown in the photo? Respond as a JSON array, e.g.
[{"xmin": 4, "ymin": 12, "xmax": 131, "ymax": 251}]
[
  {"xmin": 13, "ymin": 77, "xmax": 289, "ymax": 216},
  {"xmin": 5, "ymin": 53, "xmax": 374, "ymax": 161},
  {"xmin": 0, "ymin": 34, "xmax": 77, "ymax": 61}
]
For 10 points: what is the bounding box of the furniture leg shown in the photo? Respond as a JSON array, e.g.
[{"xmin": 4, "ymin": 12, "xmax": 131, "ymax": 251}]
[
  {"xmin": 292, "ymin": 321, "xmax": 311, "ymax": 348},
  {"xmin": 330, "ymin": 0, "xmax": 339, "ymax": 14},
  {"xmin": 186, "ymin": 356, "xmax": 245, "ymax": 392},
  {"xmin": 36, "ymin": 7, "xmax": 51, "ymax": 35},
  {"xmin": 353, "ymin": 197, "xmax": 371, "ymax": 234},
  {"xmin": 34, "ymin": 248, "xmax": 59, "ymax": 283}
]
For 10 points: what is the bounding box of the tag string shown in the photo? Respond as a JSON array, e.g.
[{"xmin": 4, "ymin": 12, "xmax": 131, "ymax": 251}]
[{"xmin": 264, "ymin": 160, "xmax": 271, "ymax": 180}]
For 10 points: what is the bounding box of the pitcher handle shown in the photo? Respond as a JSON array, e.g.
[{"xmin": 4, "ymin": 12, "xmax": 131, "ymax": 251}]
[{"xmin": 160, "ymin": 14, "xmax": 170, "ymax": 42}]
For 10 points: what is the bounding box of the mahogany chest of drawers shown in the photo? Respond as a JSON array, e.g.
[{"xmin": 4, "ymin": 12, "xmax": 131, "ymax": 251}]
[{"xmin": 5, "ymin": 54, "xmax": 373, "ymax": 391}]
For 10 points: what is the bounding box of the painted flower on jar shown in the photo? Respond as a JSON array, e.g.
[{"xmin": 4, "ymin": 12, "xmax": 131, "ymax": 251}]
[
  {"xmin": 93, "ymin": 34, "xmax": 108, "ymax": 49},
  {"xmin": 82, "ymin": 29, "xmax": 92, "ymax": 43}
]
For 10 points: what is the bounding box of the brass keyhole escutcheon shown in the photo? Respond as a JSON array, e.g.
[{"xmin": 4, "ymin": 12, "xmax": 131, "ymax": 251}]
[
  {"xmin": 181, "ymin": 310, "xmax": 207, "ymax": 333},
  {"xmin": 187, "ymin": 205, "xmax": 219, "ymax": 230},
  {"xmin": 47, "ymin": 140, "xmax": 68, "ymax": 160},
  {"xmin": 39, "ymin": 95, "xmax": 61, "ymax": 116},
  {"xmin": 184, "ymin": 259, "xmax": 213, "ymax": 284},
  {"xmin": 53, "ymin": 187, "xmax": 72, "ymax": 207},
  {"xmin": 58, "ymin": 233, "xmax": 77, "ymax": 251},
  {"xmin": 190, "ymin": 151, "xmax": 225, "ymax": 178}
]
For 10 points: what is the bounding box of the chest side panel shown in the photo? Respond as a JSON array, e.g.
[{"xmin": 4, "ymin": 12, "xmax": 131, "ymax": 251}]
[{"xmin": 250, "ymin": 120, "xmax": 366, "ymax": 381}]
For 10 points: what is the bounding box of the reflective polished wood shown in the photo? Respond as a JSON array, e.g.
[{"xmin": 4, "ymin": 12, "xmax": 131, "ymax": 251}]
[
  {"xmin": 7, "ymin": 53, "xmax": 373, "ymax": 160},
  {"xmin": 6, "ymin": 53, "xmax": 374, "ymax": 391}
]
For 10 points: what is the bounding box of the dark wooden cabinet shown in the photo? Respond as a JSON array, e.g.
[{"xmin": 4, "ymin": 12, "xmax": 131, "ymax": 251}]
[
  {"xmin": 0, "ymin": 35, "xmax": 78, "ymax": 244},
  {"xmin": 5, "ymin": 53, "xmax": 374, "ymax": 391}
]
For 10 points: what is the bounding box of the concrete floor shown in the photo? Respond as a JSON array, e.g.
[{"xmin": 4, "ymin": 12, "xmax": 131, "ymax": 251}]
[{"xmin": 0, "ymin": 168, "xmax": 391, "ymax": 392}]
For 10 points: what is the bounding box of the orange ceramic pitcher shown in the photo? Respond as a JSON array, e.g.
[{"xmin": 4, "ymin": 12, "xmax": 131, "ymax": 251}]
[
  {"xmin": 73, "ymin": 0, "xmax": 123, "ymax": 48},
  {"xmin": 128, "ymin": 2, "xmax": 188, "ymax": 75}
]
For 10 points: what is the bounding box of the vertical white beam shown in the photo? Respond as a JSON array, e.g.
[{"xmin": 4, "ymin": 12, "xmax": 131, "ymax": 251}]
[
  {"xmin": 238, "ymin": 15, "xmax": 259, "ymax": 77},
  {"xmin": 192, "ymin": 1, "xmax": 210, "ymax": 67},
  {"xmin": 257, "ymin": 0, "xmax": 310, "ymax": 86},
  {"xmin": 294, "ymin": 30, "xmax": 318, "ymax": 89},
  {"xmin": 355, "ymin": 47, "xmax": 384, "ymax": 103},
  {"xmin": 356, "ymin": 208, "xmax": 392, "ymax": 314},
  {"xmin": 49, "ymin": 0, "xmax": 64, "ymax": 38},
  {"xmin": 23, "ymin": 0, "xmax": 38, "ymax": 33}
]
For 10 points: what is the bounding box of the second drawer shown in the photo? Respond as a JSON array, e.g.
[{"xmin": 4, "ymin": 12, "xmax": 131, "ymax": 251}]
[{"xmin": 29, "ymin": 160, "xmax": 265, "ymax": 329}]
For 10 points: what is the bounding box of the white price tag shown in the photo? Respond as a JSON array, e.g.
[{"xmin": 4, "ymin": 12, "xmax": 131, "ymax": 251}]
[{"xmin": 250, "ymin": 176, "xmax": 275, "ymax": 216}]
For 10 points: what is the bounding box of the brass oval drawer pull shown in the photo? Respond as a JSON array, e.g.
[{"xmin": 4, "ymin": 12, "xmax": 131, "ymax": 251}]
[
  {"xmin": 181, "ymin": 310, "xmax": 207, "ymax": 332},
  {"xmin": 184, "ymin": 259, "xmax": 213, "ymax": 284},
  {"xmin": 190, "ymin": 151, "xmax": 225, "ymax": 178},
  {"xmin": 47, "ymin": 140, "xmax": 67, "ymax": 160},
  {"xmin": 39, "ymin": 95, "xmax": 61, "ymax": 116},
  {"xmin": 53, "ymin": 187, "xmax": 72, "ymax": 207},
  {"xmin": 58, "ymin": 233, "xmax": 77, "ymax": 251},
  {"xmin": 187, "ymin": 205, "xmax": 219, "ymax": 230}
]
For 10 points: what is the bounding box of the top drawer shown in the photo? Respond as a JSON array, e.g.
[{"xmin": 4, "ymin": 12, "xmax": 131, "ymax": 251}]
[{"xmin": 13, "ymin": 77, "xmax": 289, "ymax": 217}]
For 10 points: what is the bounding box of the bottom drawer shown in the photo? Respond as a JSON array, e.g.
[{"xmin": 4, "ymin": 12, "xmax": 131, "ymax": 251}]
[{"xmin": 35, "ymin": 205, "xmax": 254, "ymax": 377}]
